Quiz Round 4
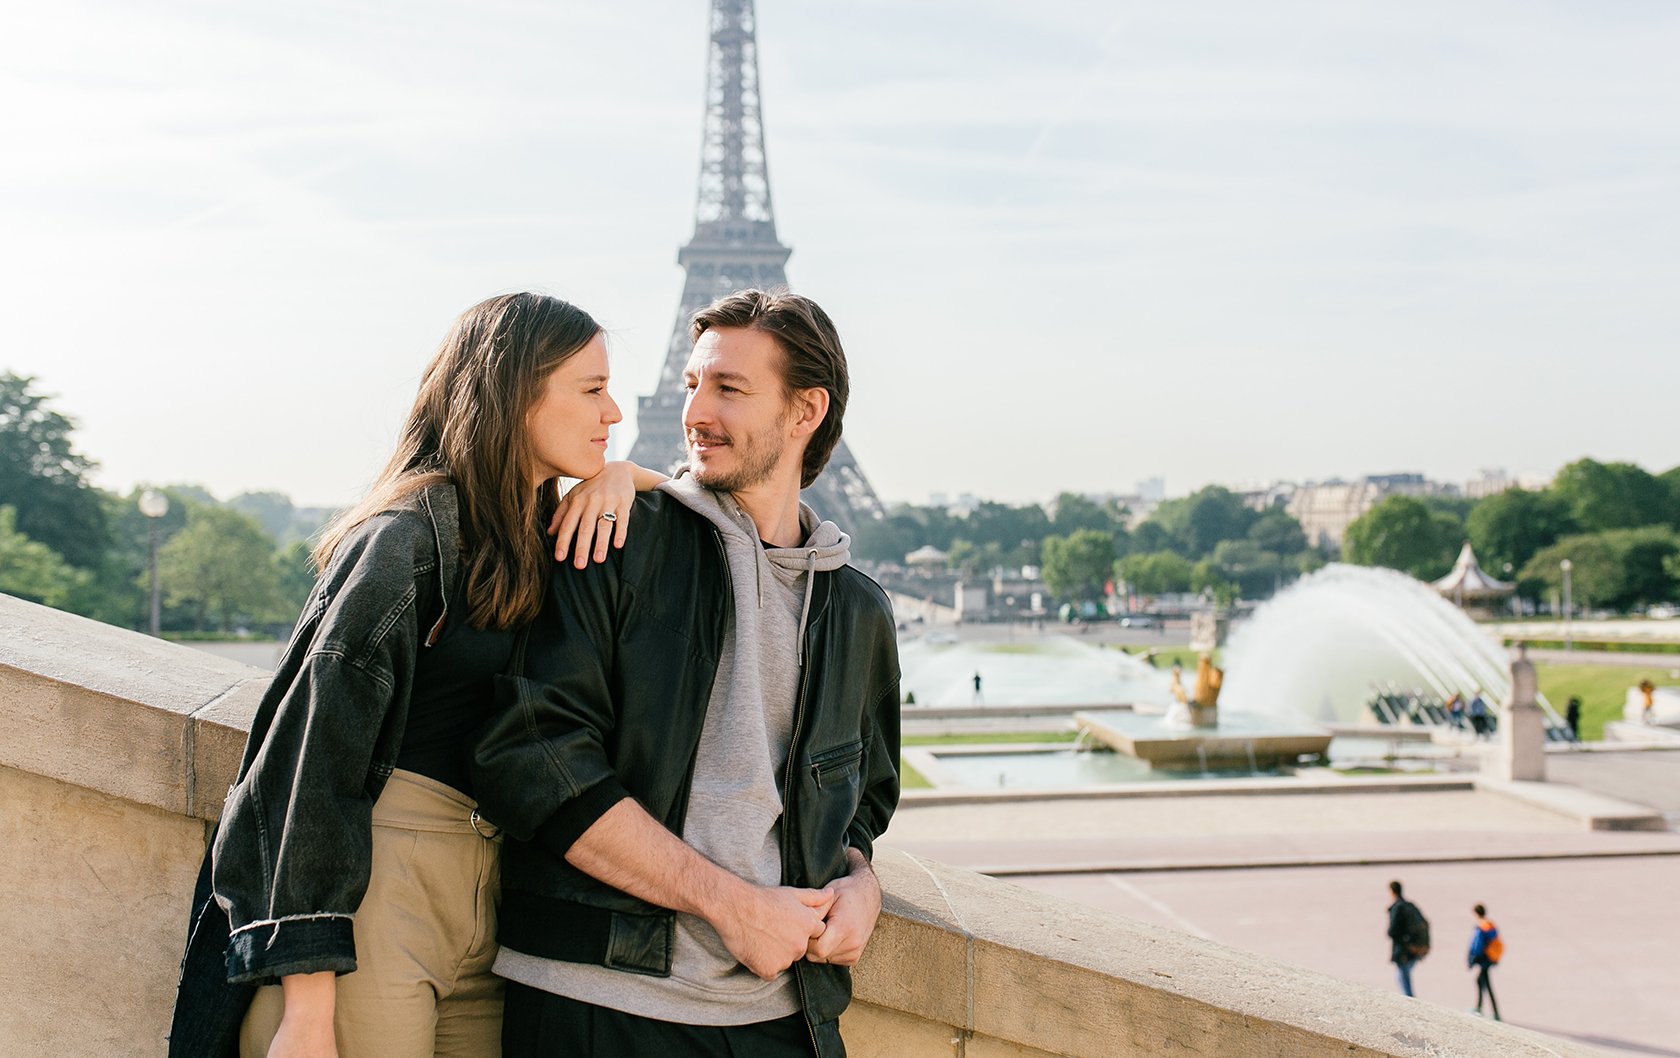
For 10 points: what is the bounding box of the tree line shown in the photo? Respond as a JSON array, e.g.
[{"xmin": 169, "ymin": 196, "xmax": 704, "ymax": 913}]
[
  {"xmin": 1, "ymin": 373, "xmax": 321, "ymax": 634},
  {"xmin": 854, "ymin": 485, "xmax": 1321, "ymax": 608},
  {"xmin": 857, "ymin": 459, "xmax": 1680, "ymax": 613},
  {"xmin": 1342, "ymin": 460, "xmax": 1680, "ymax": 612}
]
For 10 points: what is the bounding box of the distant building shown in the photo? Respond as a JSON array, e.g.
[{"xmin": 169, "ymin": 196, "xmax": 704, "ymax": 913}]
[
  {"xmin": 1285, "ymin": 473, "xmax": 1452, "ymax": 552},
  {"xmin": 1235, "ymin": 482, "xmax": 1296, "ymax": 513},
  {"xmin": 1135, "ymin": 477, "xmax": 1166, "ymax": 503},
  {"xmin": 1464, "ymin": 468, "xmax": 1553, "ymax": 499},
  {"xmin": 926, "ymin": 492, "xmax": 980, "ymax": 517}
]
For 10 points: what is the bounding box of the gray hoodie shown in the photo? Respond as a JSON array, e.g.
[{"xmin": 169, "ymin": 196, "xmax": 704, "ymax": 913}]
[{"xmin": 495, "ymin": 471, "xmax": 852, "ymax": 1025}]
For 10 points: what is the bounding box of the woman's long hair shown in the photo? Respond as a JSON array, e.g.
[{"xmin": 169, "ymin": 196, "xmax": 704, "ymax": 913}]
[{"xmin": 313, "ymin": 293, "xmax": 602, "ymax": 629}]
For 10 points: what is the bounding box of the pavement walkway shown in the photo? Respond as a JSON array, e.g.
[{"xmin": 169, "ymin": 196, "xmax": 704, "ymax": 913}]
[{"xmin": 880, "ymin": 756, "xmax": 1680, "ymax": 1057}]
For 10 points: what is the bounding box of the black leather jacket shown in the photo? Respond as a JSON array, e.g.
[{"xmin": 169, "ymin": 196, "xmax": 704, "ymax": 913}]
[{"xmin": 472, "ymin": 493, "xmax": 900, "ymax": 1058}]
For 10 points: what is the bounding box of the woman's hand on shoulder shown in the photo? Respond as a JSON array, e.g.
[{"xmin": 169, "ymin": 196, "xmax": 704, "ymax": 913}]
[{"xmin": 549, "ymin": 461, "xmax": 667, "ymax": 567}]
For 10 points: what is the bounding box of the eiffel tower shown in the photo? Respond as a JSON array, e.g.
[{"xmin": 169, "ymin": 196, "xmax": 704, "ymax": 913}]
[{"xmin": 628, "ymin": 0, "xmax": 884, "ymax": 533}]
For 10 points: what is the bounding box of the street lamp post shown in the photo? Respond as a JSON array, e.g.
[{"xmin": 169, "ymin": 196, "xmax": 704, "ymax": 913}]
[
  {"xmin": 139, "ymin": 490, "xmax": 169, "ymax": 637},
  {"xmin": 1559, "ymin": 558, "xmax": 1574, "ymax": 652}
]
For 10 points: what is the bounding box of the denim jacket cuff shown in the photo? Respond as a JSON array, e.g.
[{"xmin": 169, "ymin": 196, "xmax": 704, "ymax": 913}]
[
  {"xmin": 225, "ymin": 913, "xmax": 357, "ymax": 984},
  {"xmin": 537, "ymin": 776, "xmax": 632, "ymax": 856}
]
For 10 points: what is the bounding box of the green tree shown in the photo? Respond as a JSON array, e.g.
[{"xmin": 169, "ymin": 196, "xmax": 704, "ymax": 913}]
[
  {"xmin": 1551, "ymin": 459, "xmax": 1670, "ymax": 533},
  {"xmin": 1604, "ymin": 527, "xmax": 1680, "ymax": 607},
  {"xmin": 947, "ymin": 539, "xmax": 1004, "ymax": 577},
  {"xmin": 851, "ymin": 511, "xmax": 925, "ymax": 565},
  {"xmin": 1116, "ymin": 550, "xmax": 1194, "ymax": 595},
  {"xmin": 0, "ymin": 373, "xmax": 109, "ymax": 569},
  {"xmin": 1049, "ymin": 492, "xmax": 1128, "ymax": 538},
  {"xmin": 157, "ymin": 505, "xmax": 283, "ymax": 631},
  {"xmin": 1522, "ymin": 534, "xmax": 1623, "ymax": 612},
  {"xmin": 228, "ymin": 490, "xmax": 298, "ymax": 543},
  {"xmin": 961, "ymin": 501, "xmax": 1052, "ymax": 554},
  {"xmin": 1246, "ymin": 507, "xmax": 1307, "ymax": 556},
  {"xmin": 1207, "ymin": 539, "xmax": 1289, "ymax": 599},
  {"xmin": 275, "ymin": 538, "xmax": 319, "ymax": 617},
  {"xmin": 1466, "ymin": 488, "xmax": 1577, "ymax": 574},
  {"xmin": 1040, "ymin": 529, "xmax": 1116, "ymax": 602},
  {"xmin": 1342, "ymin": 496, "xmax": 1460, "ymax": 579},
  {"xmin": 0, "ymin": 506, "xmax": 90, "ymax": 607},
  {"xmin": 1127, "ymin": 520, "xmax": 1173, "ymax": 556},
  {"xmin": 1661, "ymin": 465, "xmax": 1680, "ymax": 528},
  {"xmin": 1145, "ymin": 486, "xmax": 1258, "ymax": 559}
]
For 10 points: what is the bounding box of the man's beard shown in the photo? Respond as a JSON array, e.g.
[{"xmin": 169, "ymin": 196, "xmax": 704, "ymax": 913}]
[{"xmin": 687, "ymin": 427, "xmax": 785, "ymax": 493}]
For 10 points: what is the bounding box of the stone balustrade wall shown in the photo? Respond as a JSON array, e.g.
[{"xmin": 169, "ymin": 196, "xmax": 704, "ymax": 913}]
[{"xmin": 0, "ymin": 594, "xmax": 1606, "ymax": 1057}]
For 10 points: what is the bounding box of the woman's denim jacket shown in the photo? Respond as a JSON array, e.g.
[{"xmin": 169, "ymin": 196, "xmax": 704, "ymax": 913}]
[{"xmin": 168, "ymin": 484, "xmax": 459, "ymax": 1057}]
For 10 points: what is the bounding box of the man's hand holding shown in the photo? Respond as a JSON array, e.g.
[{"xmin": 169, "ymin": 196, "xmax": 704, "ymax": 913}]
[
  {"xmin": 805, "ymin": 849, "xmax": 881, "ymax": 967},
  {"xmin": 711, "ymin": 883, "xmax": 835, "ymax": 981}
]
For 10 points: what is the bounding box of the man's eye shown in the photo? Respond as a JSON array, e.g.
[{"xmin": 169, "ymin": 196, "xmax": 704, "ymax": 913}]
[{"xmin": 720, "ymin": 386, "xmax": 738, "ymax": 394}]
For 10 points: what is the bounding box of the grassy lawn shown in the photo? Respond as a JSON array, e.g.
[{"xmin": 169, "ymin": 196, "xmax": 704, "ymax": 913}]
[
  {"xmin": 1535, "ymin": 662, "xmax": 1678, "ymax": 740},
  {"xmin": 1112, "ymin": 644, "xmax": 1219, "ymax": 671},
  {"xmin": 900, "ymin": 760, "xmax": 932, "ymax": 789}
]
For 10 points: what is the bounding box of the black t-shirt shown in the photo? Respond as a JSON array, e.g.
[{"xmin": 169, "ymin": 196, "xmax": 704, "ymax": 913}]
[{"xmin": 394, "ymin": 575, "xmax": 517, "ymax": 798}]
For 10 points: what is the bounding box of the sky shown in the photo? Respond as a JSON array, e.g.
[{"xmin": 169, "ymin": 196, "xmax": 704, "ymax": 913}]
[{"xmin": 3, "ymin": 0, "xmax": 1677, "ymax": 509}]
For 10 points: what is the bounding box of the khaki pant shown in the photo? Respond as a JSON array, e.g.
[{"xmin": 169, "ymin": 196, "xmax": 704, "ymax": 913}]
[{"xmin": 242, "ymin": 769, "xmax": 503, "ymax": 1058}]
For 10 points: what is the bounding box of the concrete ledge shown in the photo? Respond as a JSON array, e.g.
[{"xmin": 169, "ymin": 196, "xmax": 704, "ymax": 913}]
[
  {"xmin": 1604, "ymin": 720, "xmax": 1680, "ymax": 745},
  {"xmin": 851, "ymin": 849, "xmax": 1617, "ymax": 1057},
  {"xmin": 0, "ymin": 594, "xmax": 268, "ymax": 819},
  {"xmin": 1475, "ymin": 776, "xmax": 1668, "ymax": 831},
  {"xmin": 902, "ymin": 771, "xmax": 1477, "ymax": 805},
  {"xmin": 0, "ymin": 597, "xmax": 1625, "ymax": 1058}
]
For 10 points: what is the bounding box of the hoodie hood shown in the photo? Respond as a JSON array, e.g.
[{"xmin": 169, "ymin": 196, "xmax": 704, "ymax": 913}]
[
  {"xmin": 658, "ymin": 471, "xmax": 851, "ymax": 663},
  {"xmin": 658, "ymin": 471, "xmax": 851, "ymax": 571}
]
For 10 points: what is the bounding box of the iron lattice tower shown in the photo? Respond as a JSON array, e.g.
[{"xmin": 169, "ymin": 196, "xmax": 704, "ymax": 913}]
[{"xmin": 628, "ymin": 0, "xmax": 883, "ymax": 532}]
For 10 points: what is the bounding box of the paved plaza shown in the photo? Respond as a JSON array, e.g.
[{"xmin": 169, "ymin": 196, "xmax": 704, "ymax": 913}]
[{"xmin": 880, "ymin": 753, "xmax": 1680, "ymax": 1057}]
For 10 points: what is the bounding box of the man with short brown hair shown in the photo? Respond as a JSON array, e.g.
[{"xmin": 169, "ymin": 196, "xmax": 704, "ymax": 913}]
[{"xmin": 475, "ymin": 289, "xmax": 900, "ymax": 1058}]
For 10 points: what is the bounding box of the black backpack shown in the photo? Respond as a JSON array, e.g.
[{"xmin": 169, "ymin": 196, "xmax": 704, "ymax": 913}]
[{"xmin": 1402, "ymin": 901, "xmax": 1431, "ymax": 959}]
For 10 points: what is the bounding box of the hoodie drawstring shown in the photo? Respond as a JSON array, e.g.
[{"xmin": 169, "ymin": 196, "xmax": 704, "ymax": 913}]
[{"xmin": 796, "ymin": 549, "xmax": 817, "ymax": 666}]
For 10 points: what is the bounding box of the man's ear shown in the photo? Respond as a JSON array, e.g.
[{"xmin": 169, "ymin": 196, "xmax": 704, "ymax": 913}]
[{"xmin": 790, "ymin": 386, "xmax": 829, "ymax": 437}]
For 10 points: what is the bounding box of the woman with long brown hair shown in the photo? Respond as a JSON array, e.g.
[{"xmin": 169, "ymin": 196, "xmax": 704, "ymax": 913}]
[{"xmin": 169, "ymin": 292, "xmax": 664, "ymax": 1058}]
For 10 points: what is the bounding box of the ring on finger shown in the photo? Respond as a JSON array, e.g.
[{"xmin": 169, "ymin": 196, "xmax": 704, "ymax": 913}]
[{"xmin": 600, "ymin": 511, "xmax": 618, "ymax": 523}]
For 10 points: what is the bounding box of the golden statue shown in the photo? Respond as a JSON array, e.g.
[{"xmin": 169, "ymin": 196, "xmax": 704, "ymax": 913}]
[{"xmin": 1167, "ymin": 654, "xmax": 1224, "ymax": 728}]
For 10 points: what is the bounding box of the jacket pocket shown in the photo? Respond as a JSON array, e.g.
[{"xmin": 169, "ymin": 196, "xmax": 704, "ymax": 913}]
[{"xmin": 809, "ymin": 739, "xmax": 864, "ymax": 790}]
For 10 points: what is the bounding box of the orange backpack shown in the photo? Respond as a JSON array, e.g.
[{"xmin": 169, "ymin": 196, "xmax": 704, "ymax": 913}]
[{"xmin": 1481, "ymin": 920, "xmax": 1504, "ymax": 964}]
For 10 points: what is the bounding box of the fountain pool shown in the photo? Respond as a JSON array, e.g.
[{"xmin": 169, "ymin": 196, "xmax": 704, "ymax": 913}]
[{"xmin": 897, "ymin": 633, "xmax": 1173, "ymax": 708}]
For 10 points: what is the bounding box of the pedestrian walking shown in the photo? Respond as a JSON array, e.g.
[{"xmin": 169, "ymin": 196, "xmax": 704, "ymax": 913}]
[
  {"xmin": 1468, "ymin": 693, "xmax": 1489, "ymax": 738},
  {"xmin": 1565, "ymin": 696, "xmax": 1582, "ymax": 743},
  {"xmin": 1386, "ymin": 880, "xmax": 1430, "ymax": 997},
  {"xmin": 1467, "ymin": 903, "xmax": 1503, "ymax": 1020},
  {"xmin": 972, "ymin": 670, "xmax": 984, "ymax": 704}
]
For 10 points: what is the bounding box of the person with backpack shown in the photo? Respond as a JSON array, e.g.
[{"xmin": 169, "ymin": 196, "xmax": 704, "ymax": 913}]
[
  {"xmin": 1386, "ymin": 880, "xmax": 1430, "ymax": 996},
  {"xmin": 1468, "ymin": 903, "xmax": 1504, "ymax": 1020}
]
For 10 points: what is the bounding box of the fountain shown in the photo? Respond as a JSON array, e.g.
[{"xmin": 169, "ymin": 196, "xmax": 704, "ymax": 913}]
[
  {"xmin": 1075, "ymin": 648, "xmax": 1333, "ymax": 772},
  {"xmin": 1218, "ymin": 563, "xmax": 1563, "ymax": 728}
]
